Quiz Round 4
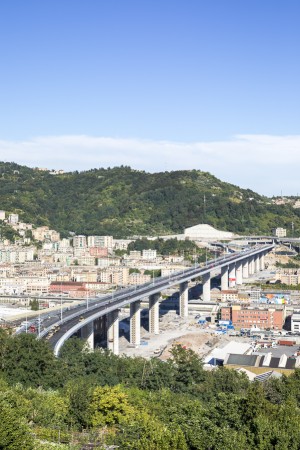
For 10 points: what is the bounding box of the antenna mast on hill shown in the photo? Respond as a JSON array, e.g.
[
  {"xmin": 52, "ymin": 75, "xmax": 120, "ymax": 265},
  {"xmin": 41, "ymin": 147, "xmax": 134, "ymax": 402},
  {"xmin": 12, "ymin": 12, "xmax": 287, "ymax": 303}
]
[{"xmin": 203, "ymin": 194, "xmax": 206, "ymax": 220}]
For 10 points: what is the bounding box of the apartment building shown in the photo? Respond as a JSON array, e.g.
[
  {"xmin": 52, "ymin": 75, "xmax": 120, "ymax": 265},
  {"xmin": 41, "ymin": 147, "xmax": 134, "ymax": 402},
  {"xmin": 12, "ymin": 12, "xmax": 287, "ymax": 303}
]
[
  {"xmin": 0, "ymin": 247, "xmax": 34, "ymax": 264},
  {"xmin": 114, "ymin": 239, "xmax": 132, "ymax": 250},
  {"xmin": 142, "ymin": 249, "xmax": 157, "ymax": 260},
  {"xmin": 128, "ymin": 272, "xmax": 151, "ymax": 285},
  {"xmin": 221, "ymin": 290, "xmax": 238, "ymax": 302},
  {"xmin": 89, "ymin": 247, "xmax": 108, "ymax": 257},
  {"xmin": 73, "ymin": 235, "xmax": 87, "ymax": 248},
  {"xmin": 77, "ymin": 255, "xmax": 96, "ymax": 266},
  {"xmin": 98, "ymin": 267, "xmax": 129, "ymax": 286},
  {"xmin": 127, "ymin": 251, "xmax": 142, "ymax": 260},
  {"xmin": 272, "ymin": 227, "xmax": 287, "ymax": 238},
  {"xmin": 32, "ymin": 226, "xmax": 60, "ymax": 242},
  {"xmin": 221, "ymin": 305, "xmax": 285, "ymax": 330},
  {"xmin": 87, "ymin": 235, "xmax": 113, "ymax": 250},
  {"xmin": 97, "ymin": 257, "xmax": 120, "ymax": 268},
  {"xmin": 275, "ymin": 269, "xmax": 300, "ymax": 285},
  {"xmin": 8, "ymin": 213, "xmax": 19, "ymax": 224}
]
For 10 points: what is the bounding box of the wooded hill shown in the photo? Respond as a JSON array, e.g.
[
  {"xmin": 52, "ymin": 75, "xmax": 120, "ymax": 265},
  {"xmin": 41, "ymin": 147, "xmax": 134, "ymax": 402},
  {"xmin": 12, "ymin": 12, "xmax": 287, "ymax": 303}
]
[{"xmin": 0, "ymin": 161, "xmax": 299, "ymax": 238}]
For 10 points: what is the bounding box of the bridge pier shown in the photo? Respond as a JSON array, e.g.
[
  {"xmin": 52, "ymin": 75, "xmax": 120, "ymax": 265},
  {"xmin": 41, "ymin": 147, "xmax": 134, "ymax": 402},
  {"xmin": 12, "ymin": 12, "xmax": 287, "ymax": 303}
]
[
  {"xmin": 248, "ymin": 257, "xmax": 254, "ymax": 275},
  {"xmin": 242, "ymin": 260, "xmax": 249, "ymax": 278},
  {"xmin": 221, "ymin": 266, "xmax": 229, "ymax": 290},
  {"xmin": 130, "ymin": 300, "xmax": 141, "ymax": 346},
  {"xmin": 255, "ymin": 255, "xmax": 260, "ymax": 272},
  {"xmin": 236, "ymin": 262, "xmax": 243, "ymax": 285},
  {"xmin": 203, "ymin": 273, "xmax": 211, "ymax": 302},
  {"xmin": 260, "ymin": 253, "xmax": 265, "ymax": 270},
  {"xmin": 107, "ymin": 310, "xmax": 119, "ymax": 355},
  {"xmin": 228, "ymin": 264, "xmax": 236, "ymax": 287},
  {"xmin": 179, "ymin": 282, "xmax": 189, "ymax": 317},
  {"xmin": 149, "ymin": 293, "xmax": 159, "ymax": 334},
  {"xmin": 81, "ymin": 321, "xmax": 94, "ymax": 351}
]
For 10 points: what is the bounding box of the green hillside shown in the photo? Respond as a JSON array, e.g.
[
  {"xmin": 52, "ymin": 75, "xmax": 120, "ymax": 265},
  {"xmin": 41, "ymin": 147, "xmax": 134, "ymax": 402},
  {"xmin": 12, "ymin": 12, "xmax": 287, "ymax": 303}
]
[{"xmin": 0, "ymin": 161, "xmax": 299, "ymax": 238}]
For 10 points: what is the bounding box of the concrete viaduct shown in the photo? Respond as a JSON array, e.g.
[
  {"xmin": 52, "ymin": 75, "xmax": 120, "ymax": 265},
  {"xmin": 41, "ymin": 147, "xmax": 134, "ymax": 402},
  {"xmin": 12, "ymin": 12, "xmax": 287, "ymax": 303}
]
[{"xmin": 39, "ymin": 244, "xmax": 274, "ymax": 356}]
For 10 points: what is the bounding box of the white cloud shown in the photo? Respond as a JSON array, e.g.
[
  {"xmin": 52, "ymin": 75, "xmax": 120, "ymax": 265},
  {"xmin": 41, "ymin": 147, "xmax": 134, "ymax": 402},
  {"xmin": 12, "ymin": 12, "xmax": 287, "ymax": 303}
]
[{"xmin": 0, "ymin": 134, "xmax": 299, "ymax": 196}]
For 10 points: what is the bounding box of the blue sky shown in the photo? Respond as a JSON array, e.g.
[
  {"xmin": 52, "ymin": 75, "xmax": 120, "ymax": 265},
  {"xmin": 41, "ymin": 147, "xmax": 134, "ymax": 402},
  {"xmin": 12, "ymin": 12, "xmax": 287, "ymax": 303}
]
[{"xmin": 0, "ymin": 1, "xmax": 299, "ymax": 195}]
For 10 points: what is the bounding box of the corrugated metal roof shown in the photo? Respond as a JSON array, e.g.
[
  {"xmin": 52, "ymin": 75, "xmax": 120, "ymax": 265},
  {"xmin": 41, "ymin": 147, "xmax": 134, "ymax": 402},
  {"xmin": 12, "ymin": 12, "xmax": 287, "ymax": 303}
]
[{"xmin": 226, "ymin": 354, "xmax": 259, "ymax": 366}]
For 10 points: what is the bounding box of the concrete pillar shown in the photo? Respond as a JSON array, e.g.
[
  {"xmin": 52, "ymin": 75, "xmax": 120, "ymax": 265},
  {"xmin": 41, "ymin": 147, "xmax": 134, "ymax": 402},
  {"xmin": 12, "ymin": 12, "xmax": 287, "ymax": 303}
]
[
  {"xmin": 236, "ymin": 262, "xmax": 243, "ymax": 285},
  {"xmin": 81, "ymin": 321, "xmax": 94, "ymax": 350},
  {"xmin": 179, "ymin": 281, "xmax": 189, "ymax": 317},
  {"xmin": 252, "ymin": 256, "xmax": 256, "ymax": 273},
  {"xmin": 260, "ymin": 253, "xmax": 265, "ymax": 271},
  {"xmin": 255, "ymin": 255, "xmax": 260, "ymax": 272},
  {"xmin": 149, "ymin": 293, "xmax": 159, "ymax": 334},
  {"xmin": 221, "ymin": 266, "xmax": 228, "ymax": 291},
  {"xmin": 203, "ymin": 273, "xmax": 211, "ymax": 302},
  {"xmin": 228, "ymin": 264, "xmax": 236, "ymax": 287},
  {"xmin": 248, "ymin": 257, "xmax": 254, "ymax": 275},
  {"xmin": 243, "ymin": 260, "xmax": 249, "ymax": 278},
  {"xmin": 107, "ymin": 310, "xmax": 119, "ymax": 355},
  {"xmin": 130, "ymin": 300, "xmax": 141, "ymax": 346}
]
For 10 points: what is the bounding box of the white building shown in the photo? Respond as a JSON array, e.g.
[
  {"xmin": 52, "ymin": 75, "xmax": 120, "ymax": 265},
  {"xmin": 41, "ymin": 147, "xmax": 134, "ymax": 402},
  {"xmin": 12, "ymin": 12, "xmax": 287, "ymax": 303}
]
[
  {"xmin": 97, "ymin": 257, "xmax": 120, "ymax": 268},
  {"xmin": 184, "ymin": 224, "xmax": 234, "ymax": 241},
  {"xmin": 114, "ymin": 239, "xmax": 132, "ymax": 250},
  {"xmin": 8, "ymin": 213, "xmax": 19, "ymax": 224},
  {"xmin": 73, "ymin": 235, "xmax": 87, "ymax": 248},
  {"xmin": 127, "ymin": 250, "xmax": 142, "ymax": 260},
  {"xmin": 272, "ymin": 227, "xmax": 287, "ymax": 238},
  {"xmin": 142, "ymin": 249, "xmax": 157, "ymax": 260},
  {"xmin": 291, "ymin": 312, "xmax": 300, "ymax": 333},
  {"xmin": 0, "ymin": 211, "xmax": 5, "ymax": 221},
  {"xmin": 87, "ymin": 235, "xmax": 113, "ymax": 249},
  {"xmin": 59, "ymin": 238, "xmax": 71, "ymax": 248}
]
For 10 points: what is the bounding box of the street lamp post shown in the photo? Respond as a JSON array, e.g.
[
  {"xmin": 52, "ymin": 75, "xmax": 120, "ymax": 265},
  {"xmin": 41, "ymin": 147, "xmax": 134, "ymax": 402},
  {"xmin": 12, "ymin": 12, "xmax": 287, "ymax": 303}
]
[
  {"xmin": 59, "ymin": 281, "xmax": 63, "ymax": 321},
  {"xmin": 38, "ymin": 298, "xmax": 41, "ymax": 337}
]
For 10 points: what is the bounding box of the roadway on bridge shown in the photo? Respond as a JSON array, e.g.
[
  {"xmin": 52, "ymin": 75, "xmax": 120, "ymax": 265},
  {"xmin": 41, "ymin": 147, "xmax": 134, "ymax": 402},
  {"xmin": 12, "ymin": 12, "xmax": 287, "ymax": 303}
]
[{"xmin": 35, "ymin": 244, "xmax": 273, "ymax": 352}]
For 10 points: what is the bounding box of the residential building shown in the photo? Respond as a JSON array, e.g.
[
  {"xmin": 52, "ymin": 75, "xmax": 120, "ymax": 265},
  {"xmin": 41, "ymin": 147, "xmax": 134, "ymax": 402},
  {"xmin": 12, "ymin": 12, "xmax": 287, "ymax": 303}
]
[
  {"xmin": 221, "ymin": 290, "xmax": 238, "ymax": 302},
  {"xmin": 142, "ymin": 249, "xmax": 157, "ymax": 260},
  {"xmin": 98, "ymin": 267, "xmax": 129, "ymax": 286},
  {"xmin": 275, "ymin": 269, "xmax": 300, "ymax": 285},
  {"xmin": 89, "ymin": 247, "xmax": 108, "ymax": 257},
  {"xmin": 97, "ymin": 257, "xmax": 120, "ymax": 268},
  {"xmin": 272, "ymin": 227, "xmax": 287, "ymax": 238},
  {"xmin": 128, "ymin": 272, "xmax": 151, "ymax": 285},
  {"xmin": 8, "ymin": 213, "xmax": 19, "ymax": 224},
  {"xmin": 114, "ymin": 239, "xmax": 132, "ymax": 250},
  {"xmin": 73, "ymin": 235, "xmax": 87, "ymax": 248},
  {"xmin": 87, "ymin": 235, "xmax": 113, "ymax": 249},
  {"xmin": 221, "ymin": 305, "xmax": 285, "ymax": 330},
  {"xmin": 128, "ymin": 251, "xmax": 141, "ymax": 260}
]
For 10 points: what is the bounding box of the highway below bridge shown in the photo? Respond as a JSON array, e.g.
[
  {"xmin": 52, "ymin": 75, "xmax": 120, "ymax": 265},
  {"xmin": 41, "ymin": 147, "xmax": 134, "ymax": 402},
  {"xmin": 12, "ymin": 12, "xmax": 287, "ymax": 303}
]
[{"xmin": 18, "ymin": 244, "xmax": 274, "ymax": 356}]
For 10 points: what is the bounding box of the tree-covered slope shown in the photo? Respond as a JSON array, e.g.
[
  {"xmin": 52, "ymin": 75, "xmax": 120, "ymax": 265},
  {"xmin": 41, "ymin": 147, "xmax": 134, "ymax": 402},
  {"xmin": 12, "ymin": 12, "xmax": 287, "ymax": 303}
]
[{"xmin": 0, "ymin": 162, "xmax": 299, "ymax": 237}]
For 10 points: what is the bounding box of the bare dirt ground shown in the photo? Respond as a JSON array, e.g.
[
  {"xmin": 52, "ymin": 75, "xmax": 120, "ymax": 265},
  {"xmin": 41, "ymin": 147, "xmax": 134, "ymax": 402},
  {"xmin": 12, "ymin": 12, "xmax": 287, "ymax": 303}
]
[{"xmin": 119, "ymin": 311, "xmax": 242, "ymax": 360}]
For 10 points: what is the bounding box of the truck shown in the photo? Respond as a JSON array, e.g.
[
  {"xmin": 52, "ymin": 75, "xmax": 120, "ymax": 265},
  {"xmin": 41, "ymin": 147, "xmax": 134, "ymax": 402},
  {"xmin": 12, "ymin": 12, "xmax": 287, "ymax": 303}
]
[{"xmin": 278, "ymin": 340, "xmax": 296, "ymax": 346}]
